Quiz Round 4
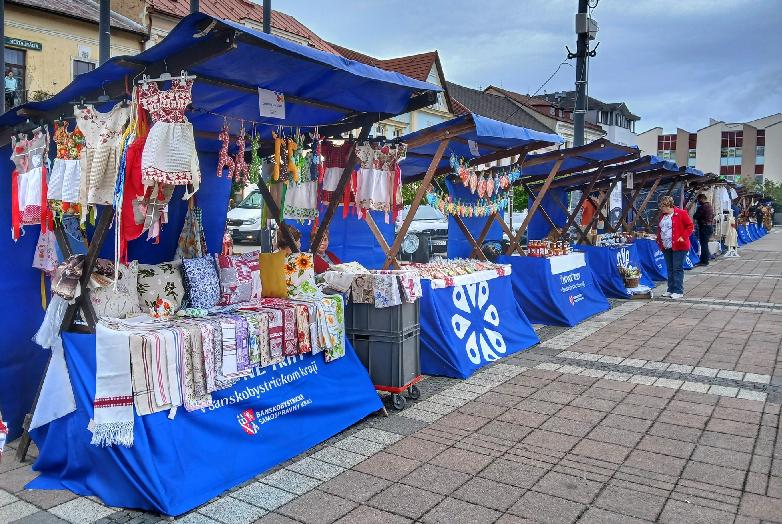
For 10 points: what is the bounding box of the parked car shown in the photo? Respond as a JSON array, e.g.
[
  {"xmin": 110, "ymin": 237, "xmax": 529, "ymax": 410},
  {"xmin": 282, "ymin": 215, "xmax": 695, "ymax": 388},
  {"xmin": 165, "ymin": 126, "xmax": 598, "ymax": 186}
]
[
  {"xmin": 226, "ymin": 190, "xmax": 264, "ymax": 243},
  {"xmin": 395, "ymin": 205, "xmax": 449, "ymax": 261}
]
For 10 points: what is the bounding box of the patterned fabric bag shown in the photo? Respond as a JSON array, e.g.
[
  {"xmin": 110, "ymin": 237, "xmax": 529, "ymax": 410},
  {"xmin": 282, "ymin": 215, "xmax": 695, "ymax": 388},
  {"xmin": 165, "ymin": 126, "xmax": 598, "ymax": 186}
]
[{"xmin": 176, "ymin": 205, "xmax": 208, "ymax": 260}]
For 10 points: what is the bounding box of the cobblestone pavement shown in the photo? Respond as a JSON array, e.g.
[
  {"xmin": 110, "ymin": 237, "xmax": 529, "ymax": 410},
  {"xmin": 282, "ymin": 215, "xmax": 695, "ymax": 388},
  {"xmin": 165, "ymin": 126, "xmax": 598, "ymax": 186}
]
[{"xmin": 2, "ymin": 232, "xmax": 782, "ymax": 523}]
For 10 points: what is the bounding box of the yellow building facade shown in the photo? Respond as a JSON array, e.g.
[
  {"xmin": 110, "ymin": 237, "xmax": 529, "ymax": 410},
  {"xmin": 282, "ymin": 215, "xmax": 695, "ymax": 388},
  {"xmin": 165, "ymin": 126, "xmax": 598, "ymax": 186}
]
[{"xmin": 4, "ymin": 2, "xmax": 145, "ymax": 105}]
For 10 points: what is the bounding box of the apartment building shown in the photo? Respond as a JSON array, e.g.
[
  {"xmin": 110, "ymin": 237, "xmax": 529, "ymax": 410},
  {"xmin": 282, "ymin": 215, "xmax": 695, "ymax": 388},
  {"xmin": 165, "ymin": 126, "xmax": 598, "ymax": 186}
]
[{"xmin": 637, "ymin": 113, "xmax": 782, "ymax": 185}]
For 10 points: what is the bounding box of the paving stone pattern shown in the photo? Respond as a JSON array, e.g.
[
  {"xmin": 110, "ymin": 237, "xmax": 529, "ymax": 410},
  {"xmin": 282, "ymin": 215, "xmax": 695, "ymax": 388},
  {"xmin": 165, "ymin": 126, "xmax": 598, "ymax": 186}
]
[{"xmin": 2, "ymin": 231, "xmax": 782, "ymax": 523}]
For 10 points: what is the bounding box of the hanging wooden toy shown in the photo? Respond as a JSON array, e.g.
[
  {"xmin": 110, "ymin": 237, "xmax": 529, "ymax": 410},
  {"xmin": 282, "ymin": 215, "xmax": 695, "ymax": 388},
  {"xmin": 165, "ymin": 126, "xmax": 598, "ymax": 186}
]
[
  {"xmin": 216, "ymin": 123, "xmax": 235, "ymax": 179},
  {"xmin": 233, "ymin": 124, "xmax": 249, "ymax": 184},
  {"xmin": 287, "ymin": 137, "xmax": 298, "ymax": 182},
  {"xmin": 271, "ymin": 131, "xmax": 282, "ymax": 181}
]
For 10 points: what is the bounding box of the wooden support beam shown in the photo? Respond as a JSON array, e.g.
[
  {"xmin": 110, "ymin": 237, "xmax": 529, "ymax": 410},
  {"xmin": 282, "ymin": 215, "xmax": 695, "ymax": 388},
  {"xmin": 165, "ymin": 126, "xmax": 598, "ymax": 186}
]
[
  {"xmin": 559, "ymin": 168, "xmax": 601, "ymax": 242},
  {"xmin": 383, "ymin": 139, "xmax": 450, "ymax": 269},
  {"xmin": 582, "ymin": 181, "xmax": 617, "ymax": 242},
  {"xmin": 311, "ymin": 123, "xmax": 372, "ymax": 254},
  {"xmin": 522, "ymin": 182, "xmax": 561, "ymax": 240},
  {"xmin": 255, "ymin": 177, "xmax": 298, "ymax": 252},
  {"xmin": 364, "ymin": 212, "xmax": 399, "ymax": 269},
  {"xmin": 506, "ymin": 157, "xmax": 564, "ymax": 255},
  {"xmin": 628, "ymin": 176, "xmax": 662, "ymax": 231},
  {"xmin": 617, "ymin": 186, "xmax": 643, "ymax": 232},
  {"xmin": 452, "ymin": 215, "xmax": 487, "ymax": 261},
  {"xmin": 493, "ymin": 214, "xmax": 521, "ymax": 255},
  {"xmin": 61, "ymin": 207, "xmax": 113, "ymax": 333},
  {"xmin": 469, "ymin": 211, "xmax": 499, "ymax": 258}
]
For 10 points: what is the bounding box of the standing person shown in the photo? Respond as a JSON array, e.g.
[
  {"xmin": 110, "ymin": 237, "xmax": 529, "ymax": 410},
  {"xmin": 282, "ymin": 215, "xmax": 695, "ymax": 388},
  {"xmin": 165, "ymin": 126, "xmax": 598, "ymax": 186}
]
[
  {"xmin": 693, "ymin": 193, "xmax": 714, "ymax": 266},
  {"xmin": 657, "ymin": 195, "xmax": 694, "ymax": 299},
  {"xmin": 4, "ymin": 70, "xmax": 18, "ymax": 109}
]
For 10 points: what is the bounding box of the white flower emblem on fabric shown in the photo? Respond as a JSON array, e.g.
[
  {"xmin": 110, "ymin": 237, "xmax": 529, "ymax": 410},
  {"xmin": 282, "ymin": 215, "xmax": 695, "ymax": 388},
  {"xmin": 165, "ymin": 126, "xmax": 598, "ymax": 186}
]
[
  {"xmin": 616, "ymin": 248, "xmax": 631, "ymax": 268},
  {"xmin": 450, "ymin": 282, "xmax": 506, "ymax": 365}
]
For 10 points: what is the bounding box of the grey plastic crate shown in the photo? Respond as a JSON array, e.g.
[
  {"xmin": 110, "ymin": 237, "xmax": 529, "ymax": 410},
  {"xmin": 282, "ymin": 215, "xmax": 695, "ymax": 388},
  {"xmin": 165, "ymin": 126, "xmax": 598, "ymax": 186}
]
[
  {"xmin": 350, "ymin": 329, "xmax": 421, "ymax": 390},
  {"xmin": 345, "ymin": 301, "xmax": 420, "ymax": 336}
]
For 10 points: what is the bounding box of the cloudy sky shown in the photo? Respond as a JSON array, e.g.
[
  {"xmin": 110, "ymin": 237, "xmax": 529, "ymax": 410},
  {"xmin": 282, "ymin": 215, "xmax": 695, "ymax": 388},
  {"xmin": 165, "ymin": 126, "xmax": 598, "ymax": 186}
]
[{"xmin": 281, "ymin": 0, "xmax": 781, "ymax": 133}]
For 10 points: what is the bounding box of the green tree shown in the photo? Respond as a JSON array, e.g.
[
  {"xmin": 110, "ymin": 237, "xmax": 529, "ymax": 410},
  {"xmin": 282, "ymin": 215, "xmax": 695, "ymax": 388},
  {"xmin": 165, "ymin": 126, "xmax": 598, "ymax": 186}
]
[
  {"xmin": 511, "ymin": 185, "xmax": 528, "ymax": 213},
  {"xmin": 763, "ymin": 179, "xmax": 782, "ymax": 209}
]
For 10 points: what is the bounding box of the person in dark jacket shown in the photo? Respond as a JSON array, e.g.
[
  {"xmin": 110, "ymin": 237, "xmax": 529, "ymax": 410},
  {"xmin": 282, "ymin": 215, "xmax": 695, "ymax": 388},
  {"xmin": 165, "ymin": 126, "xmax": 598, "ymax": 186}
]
[
  {"xmin": 693, "ymin": 193, "xmax": 714, "ymax": 266},
  {"xmin": 657, "ymin": 195, "xmax": 694, "ymax": 298}
]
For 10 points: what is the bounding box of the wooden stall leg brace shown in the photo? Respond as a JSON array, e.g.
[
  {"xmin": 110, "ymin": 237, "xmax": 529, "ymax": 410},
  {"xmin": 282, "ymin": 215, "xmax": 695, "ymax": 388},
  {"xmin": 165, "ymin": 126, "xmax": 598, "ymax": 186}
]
[
  {"xmin": 16, "ymin": 211, "xmax": 108, "ymax": 462},
  {"xmin": 522, "ymin": 182, "xmax": 563, "ymax": 241},
  {"xmin": 505, "ymin": 157, "xmax": 564, "ymax": 255},
  {"xmin": 558, "ymin": 168, "xmax": 601, "ymax": 244},
  {"xmin": 628, "ymin": 177, "xmax": 662, "ymax": 231},
  {"xmin": 382, "ymin": 139, "xmax": 449, "ymax": 269},
  {"xmin": 582, "ymin": 180, "xmax": 618, "ymax": 243}
]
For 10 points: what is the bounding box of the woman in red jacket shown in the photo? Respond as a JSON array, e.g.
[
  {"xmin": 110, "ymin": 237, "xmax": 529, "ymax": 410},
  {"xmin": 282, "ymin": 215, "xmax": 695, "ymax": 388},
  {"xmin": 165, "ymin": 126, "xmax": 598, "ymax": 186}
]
[
  {"xmin": 656, "ymin": 195, "xmax": 694, "ymax": 298},
  {"xmin": 313, "ymin": 231, "xmax": 341, "ymax": 274}
]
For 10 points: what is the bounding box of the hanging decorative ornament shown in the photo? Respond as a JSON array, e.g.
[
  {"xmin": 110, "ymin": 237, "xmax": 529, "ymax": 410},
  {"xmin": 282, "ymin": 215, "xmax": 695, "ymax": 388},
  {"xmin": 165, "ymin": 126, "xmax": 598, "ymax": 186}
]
[
  {"xmin": 486, "ymin": 175, "xmax": 495, "ymax": 198},
  {"xmin": 478, "ymin": 176, "xmax": 487, "ymax": 198},
  {"xmin": 469, "ymin": 171, "xmax": 478, "ymax": 193}
]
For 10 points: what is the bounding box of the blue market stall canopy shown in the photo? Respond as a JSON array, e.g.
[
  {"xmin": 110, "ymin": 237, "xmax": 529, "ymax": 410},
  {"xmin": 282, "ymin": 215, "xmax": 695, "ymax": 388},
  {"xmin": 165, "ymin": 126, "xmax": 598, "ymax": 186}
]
[
  {"xmin": 399, "ymin": 113, "xmax": 563, "ymax": 181},
  {"xmin": 520, "ymin": 138, "xmax": 639, "ymax": 180},
  {"xmin": 549, "ymin": 155, "xmax": 688, "ymax": 193},
  {"xmin": 0, "ymin": 12, "xmax": 442, "ymax": 147}
]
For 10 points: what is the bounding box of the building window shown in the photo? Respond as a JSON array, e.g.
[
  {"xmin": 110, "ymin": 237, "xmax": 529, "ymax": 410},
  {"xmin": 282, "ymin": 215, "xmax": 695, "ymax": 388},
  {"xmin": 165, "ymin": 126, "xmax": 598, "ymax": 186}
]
[
  {"xmin": 756, "ymin": 145, "xmax": 765, "ymax": 165},
  {"xmin": 73, "ymin": 60, "xmax": 96, "ymax": 78},
  {"xmin": 687, "ymin": 149, "xmax": 696, "ymax": 166},
  {"xmin": 657, "ymin": 134, "xmax": 676, "ymax": 160},
  {"xmin": 4, "ymin": 47, "xmax": 26, "ymax": 106},
  {"xmin": 756, "ymin": 130, "xmax": 765, "ymax": 167}
]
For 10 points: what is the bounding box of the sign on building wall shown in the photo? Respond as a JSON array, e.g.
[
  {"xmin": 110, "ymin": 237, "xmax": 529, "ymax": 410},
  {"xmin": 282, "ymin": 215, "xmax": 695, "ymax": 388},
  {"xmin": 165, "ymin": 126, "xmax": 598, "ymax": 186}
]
[{"xmin": 5, "ymin": 37, "xmax": 42, "ymax": 51}]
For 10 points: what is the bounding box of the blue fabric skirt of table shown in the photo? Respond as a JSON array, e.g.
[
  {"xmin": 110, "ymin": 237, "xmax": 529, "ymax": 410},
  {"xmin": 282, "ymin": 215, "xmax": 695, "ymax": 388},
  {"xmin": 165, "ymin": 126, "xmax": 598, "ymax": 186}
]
[
  {"xmin": 27, "ymin": 333, "xmax": 382, "ymax": 516},
  {"xmin": 574, "ymin": 244, "xmax": 655, "ymax": 299},
  {"xmin": 684, "ymin": 233, "xmax": 700, "ymax": 269},
  {"xmin": 738, "ymin": 226, "xmax": 752, "ymax": 244},
  {"xmin": 419, "ymin": 275, "xmax": 539, "ymax": 379},
  {"xmin": 634, "ymin": 239, "xmax": 667, "ymax": 281},
  {"xmin": 496, "ymin": 254, "xmax": 609, "ymax": 327}
]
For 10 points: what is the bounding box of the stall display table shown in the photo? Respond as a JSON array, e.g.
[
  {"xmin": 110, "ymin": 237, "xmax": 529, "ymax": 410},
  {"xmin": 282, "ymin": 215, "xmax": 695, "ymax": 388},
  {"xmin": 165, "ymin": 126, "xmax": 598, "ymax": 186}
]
[
  {"xmin": 574, "ymin": 244, "xmax": 655, "ymax": 299},
  {"xmin": 28, "ymin": 333, "xmax": 382, "ymax": 516},
  {"xmin": 749, "ymin": 223, "xmax": 761, "ymax": 241},
  {"xmin": 419, "ymin": 270, "xmax": 539, "ymax": 379},
  {"xmin": 497, "ymin": 253, "xmax": 609, "ymax": 327},
  {"xmin": 634, "ymin": 238, "xmax": 667, "ymax": 281}
]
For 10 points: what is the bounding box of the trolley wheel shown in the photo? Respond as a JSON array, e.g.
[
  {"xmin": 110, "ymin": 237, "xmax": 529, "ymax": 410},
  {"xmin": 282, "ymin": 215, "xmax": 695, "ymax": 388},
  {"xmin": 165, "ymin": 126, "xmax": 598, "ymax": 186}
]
[
  {"xmin": 407, "ymin": 385, "xmax": 421, "ymax": 400},
  {"xmin": 391, "ymin": 394, "xmax": 407, "ymax": 410}
]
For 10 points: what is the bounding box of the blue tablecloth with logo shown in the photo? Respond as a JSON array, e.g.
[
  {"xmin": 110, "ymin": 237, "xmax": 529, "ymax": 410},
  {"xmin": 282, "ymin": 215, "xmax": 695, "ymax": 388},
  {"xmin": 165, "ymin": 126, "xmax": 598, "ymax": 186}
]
[
  {"xmin": 634, "ymin": 238, "xmax": 667, "ymax": 281},
  {"xmin": 574, "ymin": 244, "xmax": 654, "ymax": 299},
  {"xmin": 28, "ymin": 333, "xmax": 382, "ymax": 516},
  {"xmin": 497, "ymin": 253, "xmax": 609, "ymax": 327},
  {"xmin": 419, "ymin": 273, "xmax": 539, "ymax": 379}
]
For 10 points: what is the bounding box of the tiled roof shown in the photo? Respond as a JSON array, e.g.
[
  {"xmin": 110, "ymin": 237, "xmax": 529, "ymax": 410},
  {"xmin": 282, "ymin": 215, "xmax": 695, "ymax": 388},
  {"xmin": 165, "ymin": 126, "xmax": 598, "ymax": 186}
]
[
  {"xmin": 148, "ymin": 0, "xmax": 338, "ymax": 53},
  {"xmin": 487, "ymin": 85, "xmax": 605, "ymax": 132},
  {"xmin": 328, "ymin": 43, "xmax": 438, "ymax": 82},
  {"xmin": 9, "ymin": 0, "xmax": 146, "ymax": 34},
  {"xmin": 539, "ymin": 90, "xmax": 640, "ymax": 120},
  {"xmin": 446, "ymin": 82, "xmax": 556, "ymax": 134}
]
